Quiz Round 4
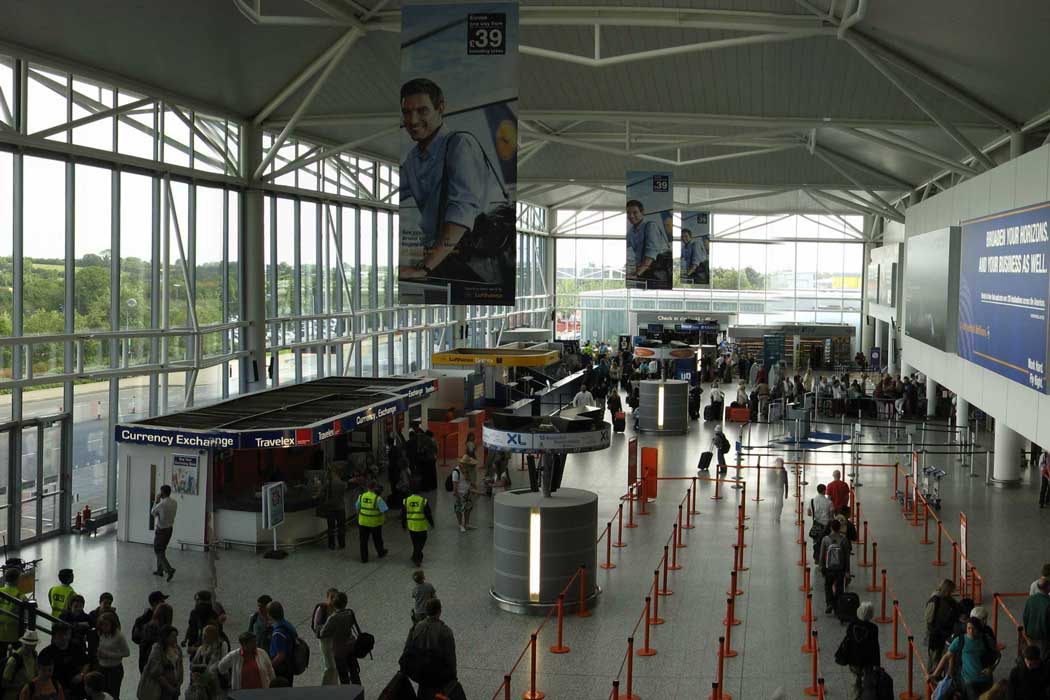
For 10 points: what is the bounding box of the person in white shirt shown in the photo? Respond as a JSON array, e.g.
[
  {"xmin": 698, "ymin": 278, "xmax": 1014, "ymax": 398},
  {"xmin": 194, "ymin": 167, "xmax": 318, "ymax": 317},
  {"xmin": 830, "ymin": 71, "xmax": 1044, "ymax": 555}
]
[
  {"xmin": 735, "ymin": 382, "xmax": 748, "ymax": 406},
  {"xmin": 572, "ymin": 387, "xmax": 595, "ymax": 409},
  {"xmin": 807, "ymin": 483, "xmax": 834, "ymax": 561},
  {"xmin": 648, "ymin": 359, "xmax": 659, "ymax": 378},
  {"xmin": 215, "ymin": 631, "xmax": 276, "ymax": 690},
  {"xmin": 150, "ymin": 485, "xmax": 178, "ymax": 581}
]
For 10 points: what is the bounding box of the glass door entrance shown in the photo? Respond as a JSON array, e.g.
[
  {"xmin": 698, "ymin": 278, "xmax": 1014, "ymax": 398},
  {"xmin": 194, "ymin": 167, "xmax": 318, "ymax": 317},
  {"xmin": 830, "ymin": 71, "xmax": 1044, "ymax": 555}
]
[{"xmin": 2, "ymin": 413, "xmax": 69, "ymax": 545}]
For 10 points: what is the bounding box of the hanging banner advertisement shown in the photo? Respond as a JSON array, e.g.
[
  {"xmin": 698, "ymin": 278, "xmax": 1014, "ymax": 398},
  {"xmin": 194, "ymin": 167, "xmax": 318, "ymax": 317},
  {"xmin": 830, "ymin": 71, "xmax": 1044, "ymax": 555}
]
[
  {"xmin": 398, "ymin": 1, "xmax": 519, "ymax": 306},
  {"xmin": 959, "ymin": 202, "xmax": 1050, "ymax": 393},
  {"xmin": 680, "ymin": 210, "xmax": 711, "ymax": 285},
  {"xmin": 625, "ymin": 170, "xmax": 673, "ymax": 290}
]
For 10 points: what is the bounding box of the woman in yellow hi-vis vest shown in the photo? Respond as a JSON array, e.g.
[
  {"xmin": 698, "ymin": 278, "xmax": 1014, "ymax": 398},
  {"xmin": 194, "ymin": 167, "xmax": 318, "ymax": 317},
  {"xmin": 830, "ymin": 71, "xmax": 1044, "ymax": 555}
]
[
  {"xmin": 355, "ymin": 484, "xmax": 389, "ymax": 563},
  {"xmin": 400, "ymin": 492, "xmax": 435, "ymax": 566}
]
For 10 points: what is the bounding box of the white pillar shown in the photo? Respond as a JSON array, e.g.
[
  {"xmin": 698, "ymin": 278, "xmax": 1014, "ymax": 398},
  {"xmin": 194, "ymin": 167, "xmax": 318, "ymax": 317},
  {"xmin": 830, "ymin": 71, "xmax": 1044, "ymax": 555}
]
[
  {"xmin": 956, "ymin": 396, "xmax": 969, "ymax": 441},
  {"xmin": 241, "ymin": 123, "xmax": 268, "ymax": 394},
  {"xmin": 992, "ymin": 421, "xmax": 1023, "ymax": 483},
  {"xmin": 926, "ymin": 376, "xmax": 938, "ymax": 417}
]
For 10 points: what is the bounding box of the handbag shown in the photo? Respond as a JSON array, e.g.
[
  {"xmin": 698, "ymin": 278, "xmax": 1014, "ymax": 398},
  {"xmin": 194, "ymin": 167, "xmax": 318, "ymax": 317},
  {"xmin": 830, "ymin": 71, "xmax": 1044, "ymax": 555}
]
[{"xmin": 931, "ymin": 675, "xmax": 953, "ymax": 700}]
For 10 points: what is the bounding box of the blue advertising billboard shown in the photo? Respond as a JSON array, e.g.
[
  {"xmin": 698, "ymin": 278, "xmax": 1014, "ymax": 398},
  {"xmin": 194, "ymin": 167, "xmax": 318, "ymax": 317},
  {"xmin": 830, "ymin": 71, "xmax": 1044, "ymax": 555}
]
[{"xmin": 958, "ymin": 202, "xmax": 1050, "ymax": 393}]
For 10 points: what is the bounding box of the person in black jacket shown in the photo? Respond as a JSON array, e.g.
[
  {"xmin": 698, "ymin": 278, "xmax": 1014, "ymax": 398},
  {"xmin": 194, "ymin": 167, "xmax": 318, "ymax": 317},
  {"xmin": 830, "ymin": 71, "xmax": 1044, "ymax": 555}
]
[
  {"xmin": 841, "ymin": 601, "xmax": 881, "ymax": 700},
  {"xmin": 1009, "ymin": 645, "xmax": 1050, "ymax": 699},
  {"xmin": 132, "ymin": 591, "xmax": 169, "ymax": 673}
]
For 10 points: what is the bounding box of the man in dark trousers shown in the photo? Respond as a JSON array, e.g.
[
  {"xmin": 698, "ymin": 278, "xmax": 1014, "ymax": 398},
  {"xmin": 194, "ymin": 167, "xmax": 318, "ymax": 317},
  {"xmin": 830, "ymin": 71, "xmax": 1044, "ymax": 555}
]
[
  {"xmin": 319, "ymin": 592, "xmax": 363, "ymax": 686},
  {"xmin": 355, "ymin": 482, "xmax": 389, "ymax": 563},
  {"xmin": 819, "ymin": 519, "xmax": 851, "ymax": 614},
  {"xmin": 402, "ymin": 490, "xmax": 435, "ymax": 566},
  {"xmin": 150, "ymin": 485, "xmax": 178, "ymax": 581},
  {"xmin": 402, "ymin": 598, "xmax": 458, "ymax": 700}
]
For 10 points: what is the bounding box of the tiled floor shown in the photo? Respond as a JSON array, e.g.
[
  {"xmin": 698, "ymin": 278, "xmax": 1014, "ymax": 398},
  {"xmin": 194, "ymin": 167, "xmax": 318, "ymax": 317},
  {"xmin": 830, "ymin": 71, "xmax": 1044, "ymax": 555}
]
[{"xmin": 12, "ymin": 397, "xmax": 1046, "ymax": 699}]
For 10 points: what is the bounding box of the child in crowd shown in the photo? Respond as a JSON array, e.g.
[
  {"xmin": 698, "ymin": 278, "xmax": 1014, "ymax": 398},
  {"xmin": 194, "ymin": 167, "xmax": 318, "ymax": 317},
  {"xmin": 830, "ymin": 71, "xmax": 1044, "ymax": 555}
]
[{"xmin": 411, "ymin": 570, "xmax": 436, "ymax": 624}]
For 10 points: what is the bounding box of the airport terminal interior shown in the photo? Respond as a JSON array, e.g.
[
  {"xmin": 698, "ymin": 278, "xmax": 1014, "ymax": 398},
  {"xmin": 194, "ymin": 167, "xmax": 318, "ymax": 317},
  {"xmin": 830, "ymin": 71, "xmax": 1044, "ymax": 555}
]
[{"xmin": 0, "ymin": 1, "xmax": 1049, "ymax": 699}]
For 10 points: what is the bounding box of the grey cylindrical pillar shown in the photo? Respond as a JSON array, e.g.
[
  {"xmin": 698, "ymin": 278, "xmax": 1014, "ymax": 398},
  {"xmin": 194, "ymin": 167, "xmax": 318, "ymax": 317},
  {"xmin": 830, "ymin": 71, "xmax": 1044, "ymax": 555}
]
[
  {"xmin": 992, "ymin": 421, "xmax": 1023, "ymax": 484},
  {"xmin": 926, "ymin": 376, "xmax": 938, "ymax": 417},
  {"xmin": 240, "ymin": 122, "xmax": 268, "ymax": 394},
  {"xmin": 955, "ymin": 396, "xmax": 969, "ymax": 441}
]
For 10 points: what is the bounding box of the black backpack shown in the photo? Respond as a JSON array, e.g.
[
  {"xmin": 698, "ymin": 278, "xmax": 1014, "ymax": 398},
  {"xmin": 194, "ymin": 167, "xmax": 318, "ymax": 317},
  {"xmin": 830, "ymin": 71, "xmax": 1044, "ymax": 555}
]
[
  {"xmin": 860, "ymin": 667, "xmax": 894, "ymax": 700},
  {"xmin": 353, "ymin": 631, "xmax": 375, "ymax": 659},
  {"xmin": 444, "ymin": 468, "xmax": 459, "ymax": 493}
]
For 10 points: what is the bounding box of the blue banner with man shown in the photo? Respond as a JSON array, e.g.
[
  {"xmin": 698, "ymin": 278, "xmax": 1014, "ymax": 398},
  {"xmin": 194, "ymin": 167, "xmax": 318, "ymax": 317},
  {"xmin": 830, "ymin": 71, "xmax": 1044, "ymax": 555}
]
[
  {"xmin": 398, "ymin": 1, "xmax": 519, "ymax": 305},
  {"xmin": 680, "ymin": 210, "xmax": 711, "ymax": 286},
  {"xmin": 958, "ymin": 201, "xmax": 1050, "ymax": 393},
  {"xmin": 625, "ymin": 171, "xmax": 673, "ymax": 290}
]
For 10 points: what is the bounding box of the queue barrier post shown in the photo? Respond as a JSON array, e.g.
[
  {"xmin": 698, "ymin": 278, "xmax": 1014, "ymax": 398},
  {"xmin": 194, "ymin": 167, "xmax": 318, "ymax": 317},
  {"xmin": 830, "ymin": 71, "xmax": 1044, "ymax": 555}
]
[
  {"xmin": 911, "ymin": 487, "xmax": 922, "ymax": 527},
  {"xmin": 932, "ymin": 522, "xmax": 945, "ymax": 566},
  {"xmin": 753, "ymin": 463, "xmax": 763, "ymax": 502},
  {"xmin": 601, "ymin": 523, "xmax": 615, "ymax": 570},
  {"xmin": 550, "ymin": 594, "xmax": 570, "ymax": 653},
  {"xmin": 707, "ymin": 637, "xmax": 732, "ymax": 700},
  {"xmin": 920, "ymin": 502, "xmax": 932, "ymax": 544},
  {"xmin": 992, "ymin": 594, "xmax": 1004, "ymax": 650},
  {"xmin": 651, "ymin": 570, "xmax": 665, "ymax": 625},
  {"xmin": 577, "ymin": 566, "xmax": 592, "ymax": 618},
  {"xmin": 639, "ymin": 484, "xmax": 649, "ymax": 516},
  {"xmin": 971, "ymin": 567, "xmax": 982, "ymax": 604},
  {"xmin": 637, "ymin": 598, "xmax": 656, "ymax": 656},
  {"xmin": 669, "ymin": 526, "xmax": 682, "ymax": 571},
  {"xmin": 712, "ymin": 476, "xmax": 723, "ymax": 501},
  {"xmin": 817, "ymin": 677, "xmax": 826, "ymax": 700},
  {"xmin": 801, "ymin": 588, "xmax": 815, "ymax": 624},
  {"xmin": 723, "ymin": 597, "xmax": 738, "ymax": 657},
  {"xmin": 875, "ymin": 570, "xmax": 891, "ymax": 624},
  {"xmin": 675, "ymin": 507, "xmax": 687, "ymax": 547},
  {"xmin": 683, "ymin": 490, "xmax": 695, "ymax": 529},
  {"xmin": 626, "ymin": 487, "xmax": 637, "ymax": 529},
  {"xmin": 859, "ymin": 522, "xmax": 870, "ymax": 567},
  {"xmin": 798, "ymin": 563, "xmax": 810, "ymax": 593},
  {"xmin": 690, "ymin": 476, "xmax": 700, "ymax": 515},
  {"xmin": 802, "ymin": 595, "xmax": 815, "ymax": 653},
  {"xmin": 505, "ymin": 674, "xmax": 511, "ymax": 700},
  {"xmin": 614, "ymin": 503, "xmax": 627, "ymax": 547},
  {"xmin": 886, "ymin": 601, "xmax": 905, "ymax": 660},
  {"xmin": 892, "ymin": 466, "xmax": 899, "ymax": 501},
  {"xmin": 867, "ymin": 543, "xmax": 881, "ymax": 592},
  {"xmin": 619, "ymin": 638, "xmax": 638, "ymax": 700},
  {"xmin": 901, "ymin": 637, "xmax": 920, "ymax": 700},
  {"xmin": 522, "ymin": 634, "xmax": 545, "ymax": 700},
  {"xmin": 724, "ymin": 590, "xmax": 741, "ymax": 627},
  {"xmin": 798, "ymin": 538, "xmax": 808, "ymax": 568},
  {"xmin": 951, "ymin": 543, "xmax": 959, "ymax": 590},
  {"xmin": 659, "ymin": 547, "xmax": 673, "ymax": 596},
  {"xmin": 797, "ymin": 513, "xmax": 806, "ymax": 545},
  {"xmin": 804, "ymin": 631, "xmax": 820, "ymax": 696},
  {"xmin": 727, "ymin": 569, "xmax": 742, "ymax": 598}
]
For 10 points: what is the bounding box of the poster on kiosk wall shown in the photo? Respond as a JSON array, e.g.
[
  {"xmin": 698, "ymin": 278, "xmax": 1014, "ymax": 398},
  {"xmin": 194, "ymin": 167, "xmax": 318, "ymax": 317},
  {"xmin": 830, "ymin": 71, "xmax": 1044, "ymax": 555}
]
[
  {"xmin": 626, "ymin": 171, "xmax": 674, "ymax": 290},
  {"xmin": 397, "ymin": 1, "xmax": 519, "ymax": 306},
  {"xmin": 680, "ymin": 210, "xmax": 711, "ymax": 286},
  {"xmin": 958, "ymin": 202, "xmax": 1050, "ymax": 393}
]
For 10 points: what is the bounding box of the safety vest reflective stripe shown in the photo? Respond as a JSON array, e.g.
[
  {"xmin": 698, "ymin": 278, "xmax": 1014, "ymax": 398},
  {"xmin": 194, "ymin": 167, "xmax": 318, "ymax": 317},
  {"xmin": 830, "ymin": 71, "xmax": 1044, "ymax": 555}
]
[
  {"xmin": 404, "ymin": 496, "xmax": 428, "ymax": 532},
  {"xmin": 358, "ymin": 492, "xmax": 384, "ymax": 527},
  {"xmin": 48, "ymin": 585, "xmax": 73, "ymax": 615}
]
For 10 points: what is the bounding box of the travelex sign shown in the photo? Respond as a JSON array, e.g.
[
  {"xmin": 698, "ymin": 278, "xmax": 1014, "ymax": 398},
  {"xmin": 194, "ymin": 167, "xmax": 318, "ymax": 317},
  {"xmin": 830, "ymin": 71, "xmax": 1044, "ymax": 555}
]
[
  {"xmin": 115, "ymin": 379, "xmax": 437, "ymax": 449},
  {"xmin": 482, "ymin": 424, "xmax": 612, "ymax": 454}
]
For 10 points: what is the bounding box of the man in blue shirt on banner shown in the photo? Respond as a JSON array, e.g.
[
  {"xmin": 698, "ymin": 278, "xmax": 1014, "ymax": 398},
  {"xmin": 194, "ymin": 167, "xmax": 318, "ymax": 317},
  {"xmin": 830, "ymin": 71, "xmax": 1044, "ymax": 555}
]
[
  {"xmin": 398, "ymin": 78, "xmax": 512, "ymax": 290},
  {"xmin": 626, "ymin": 199, "xmax": 671, "ymax": 285},
  {"xmin": 682, "ymin": 227, "xmax": 709, "ymax": 283}
]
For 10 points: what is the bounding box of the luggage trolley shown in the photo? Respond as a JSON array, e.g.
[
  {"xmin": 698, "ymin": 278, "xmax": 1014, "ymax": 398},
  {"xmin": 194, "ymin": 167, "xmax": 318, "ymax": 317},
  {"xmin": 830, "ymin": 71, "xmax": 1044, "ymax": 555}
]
[{"xmin": 921, "ymin": 465, "xmax": 946, "ymax": 510}]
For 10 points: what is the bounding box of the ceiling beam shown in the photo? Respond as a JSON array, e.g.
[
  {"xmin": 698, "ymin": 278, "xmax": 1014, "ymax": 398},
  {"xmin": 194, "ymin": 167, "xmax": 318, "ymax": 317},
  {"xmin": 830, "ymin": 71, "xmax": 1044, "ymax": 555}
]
[
  {"xmin": 837, "ymin": 127, "xmax": 979, "ymax": 177},
  {"xmin": 844, "ymin": 37, "xmax": 996, "ymax": 170},
  {"xmin": 520, "ymin": 29, "xmax": 830, "ymax": 68},
  {"xmin": 811, "ymin": 146, "xmax": 903, "ymax": 222},
  {"xmin": 264, "ymin": 124, "xmax": 400, "ymax": 181},
  {"xmin": 519, "ymin": 177, "xmax": 908, "ymax": 193},
  {"xmin": 806, "ymin": 188, "xmax": 887, "ymax": 219},
  {"xmin": 268, "ymin": 109, "xmax": 992, "ymax": 131},
  {"xmin": 685, "ymin": 187, "xmax": 796, "ymax": 208},
  {"xmin": 810, "ymin": 141, "xmax": 917, "ymax": 190}
]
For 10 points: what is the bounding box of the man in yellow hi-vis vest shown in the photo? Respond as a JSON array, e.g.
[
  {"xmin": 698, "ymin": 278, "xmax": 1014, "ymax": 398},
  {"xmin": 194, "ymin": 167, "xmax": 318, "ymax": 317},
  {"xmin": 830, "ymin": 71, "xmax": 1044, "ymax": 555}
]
[
  {"xmin": 401, "ymin": 491, "xmax": 435, "ymax": 566},
  {"xmin": 355, "ymin": 483, "xmax": 389, "ymax": 563},
  {"xmin": 0, "ymin": 568, "xmax": 25, "ymax": 658},
  {"xmin": 48, "ymin": 568, "xmax": 77, "ymax": 618}
]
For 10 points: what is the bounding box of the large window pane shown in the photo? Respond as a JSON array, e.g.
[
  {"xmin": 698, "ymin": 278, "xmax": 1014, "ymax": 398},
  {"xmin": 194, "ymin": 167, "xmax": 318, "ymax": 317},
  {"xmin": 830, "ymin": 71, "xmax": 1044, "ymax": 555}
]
[
  {"xmin": 120, "ymin": 172, "xmax": 153, "ymax": 366},
  {"xmin": 195, "ymin": 186, "xmax": 224, "ymax": 328},
  {"xmin": 72, "ymin": 380, "xmax": 109, "ymax": 518},
  {"xmin": 74, "ymin": 165, "xmax": 112, "ymax": 334},
  {"xmin": 23, "ymin": 157, "xmax": 66, "ymax": 382}
]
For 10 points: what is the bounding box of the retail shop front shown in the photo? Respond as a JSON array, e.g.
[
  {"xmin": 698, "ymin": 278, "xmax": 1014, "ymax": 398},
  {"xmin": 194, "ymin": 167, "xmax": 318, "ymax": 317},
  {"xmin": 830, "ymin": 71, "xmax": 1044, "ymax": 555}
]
[{"xmin": 113, "ymin": 377, "xmax": 436, "ymax": 551}]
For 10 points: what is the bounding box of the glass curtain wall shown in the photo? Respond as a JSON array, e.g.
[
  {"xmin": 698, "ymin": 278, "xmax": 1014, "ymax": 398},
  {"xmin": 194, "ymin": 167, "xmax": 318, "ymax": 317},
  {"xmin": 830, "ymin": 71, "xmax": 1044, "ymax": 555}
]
[{"xmin": 554, "ymin": 212, "xmax": 863, "ymax": 342}]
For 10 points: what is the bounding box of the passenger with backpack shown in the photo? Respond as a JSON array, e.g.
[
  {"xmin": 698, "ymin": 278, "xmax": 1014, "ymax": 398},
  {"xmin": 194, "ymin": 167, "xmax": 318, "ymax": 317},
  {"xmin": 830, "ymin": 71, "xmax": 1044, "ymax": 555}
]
[
  {"xmin": 311, "ymin": 589, "xmax": 338, "ymax": 686},
  {"xmin": 834, "ymin": 601, "xmax": 881, "ymax": 700},
  {"xmin": 819, "ymin": 519, "xmax": 852, "ymax": 614},
  {"xmin": 927, "ymin": 619, "xmax": 998, "ymax": 699},
  {"xmin": 925, "ymin": 580, "xmax": 960, "ymax": 668},
  {"xmin": 265, "ymin": 602, "xmax": 303, "ymax": 687},
  {"xmin": 319, "ymin": 592, "xmax": 368, "ymax": 687},
  {"xmin": 1, "ymin": 631, "xmax": 38, "ymax": 700},
  {"xmin": 712, "ymin": 425, "xmax": 731, "ymax": 476},
  {"xmin": 399, "ymin": 598, "xmax": 459, "ymax": 700}
]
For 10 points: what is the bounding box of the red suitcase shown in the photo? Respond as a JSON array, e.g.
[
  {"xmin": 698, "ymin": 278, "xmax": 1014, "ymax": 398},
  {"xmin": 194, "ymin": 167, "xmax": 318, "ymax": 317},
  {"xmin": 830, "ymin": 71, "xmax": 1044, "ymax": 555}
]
[{"xmin": 726, "ymin": 406, "xmax": 750, "ymax": 422}]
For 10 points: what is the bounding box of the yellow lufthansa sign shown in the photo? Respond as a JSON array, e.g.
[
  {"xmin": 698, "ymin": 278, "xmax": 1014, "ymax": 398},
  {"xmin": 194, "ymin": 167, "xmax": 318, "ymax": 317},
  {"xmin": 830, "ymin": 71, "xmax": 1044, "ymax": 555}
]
[{"xmin": 431, "ymin": 348, "xmax": 560, "ymax": 367}]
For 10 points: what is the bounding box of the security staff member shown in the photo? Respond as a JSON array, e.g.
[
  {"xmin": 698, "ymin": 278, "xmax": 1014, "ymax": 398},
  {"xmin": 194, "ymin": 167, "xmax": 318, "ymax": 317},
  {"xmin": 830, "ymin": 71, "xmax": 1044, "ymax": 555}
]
[
  {"xmin": 49, "ymin": 568, "xmax": 77, "ymax": 617},
  {"xmin": 401, "ymin": 492, "xmax": 435, "ymax": 567},
  {"xmin": 355, "ymin": 483, "xmax": 389, "ymax": 563},
  {"xmin": 626, "ymin": 199, "xmax": 671, "ymax": 284},
  {"xmin": 0, "ymin": 568, "xmax": 25, "ymax": 658}
]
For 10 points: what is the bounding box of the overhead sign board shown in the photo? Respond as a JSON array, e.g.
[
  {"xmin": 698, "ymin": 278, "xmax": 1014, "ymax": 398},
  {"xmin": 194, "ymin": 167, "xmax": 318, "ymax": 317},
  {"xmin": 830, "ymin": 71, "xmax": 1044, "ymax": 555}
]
[{"xmin": 482, "ymin": 424, "xmax": 612, "ymax": 453}]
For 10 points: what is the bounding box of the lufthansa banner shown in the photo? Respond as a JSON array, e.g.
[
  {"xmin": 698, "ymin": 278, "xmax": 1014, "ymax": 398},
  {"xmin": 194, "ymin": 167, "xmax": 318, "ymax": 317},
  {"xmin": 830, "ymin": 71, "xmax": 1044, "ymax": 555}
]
[
  {"xmin": 959, "ymin": 202, "xmax": 1050, "ymax": 393},
  {"xmin": 398, "ymin": 1, "xmax": 519, "ymax": 306},
  {"xmin": 680, "ymin": 210, "xmax": 710, "ymax": 286},
  {"xmin": 626, "ymin": 171, "xmax": 673, "ymax": 290}
]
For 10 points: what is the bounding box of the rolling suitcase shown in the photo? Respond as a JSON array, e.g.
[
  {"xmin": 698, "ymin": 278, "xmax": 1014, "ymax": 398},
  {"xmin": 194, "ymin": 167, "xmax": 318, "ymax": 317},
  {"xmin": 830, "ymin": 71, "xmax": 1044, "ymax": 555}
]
[
  {"xmin": 836, "ymin": 591, "xmax": 860, "ymax": 623},
  {"xmin": 613, "ymin": 411, "xmax": 626, "ymax": 433},
  {"xmin": 698, "ymin": 451, "xmax": 714, "ymax": 471}
]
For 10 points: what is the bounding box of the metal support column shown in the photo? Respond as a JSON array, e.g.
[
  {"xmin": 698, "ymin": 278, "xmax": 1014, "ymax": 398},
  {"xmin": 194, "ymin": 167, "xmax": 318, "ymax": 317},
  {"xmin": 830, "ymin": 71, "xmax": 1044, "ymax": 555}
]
[{"xmin": 240, "ymin": 122, "xmax": 269, "ymax": 393}]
